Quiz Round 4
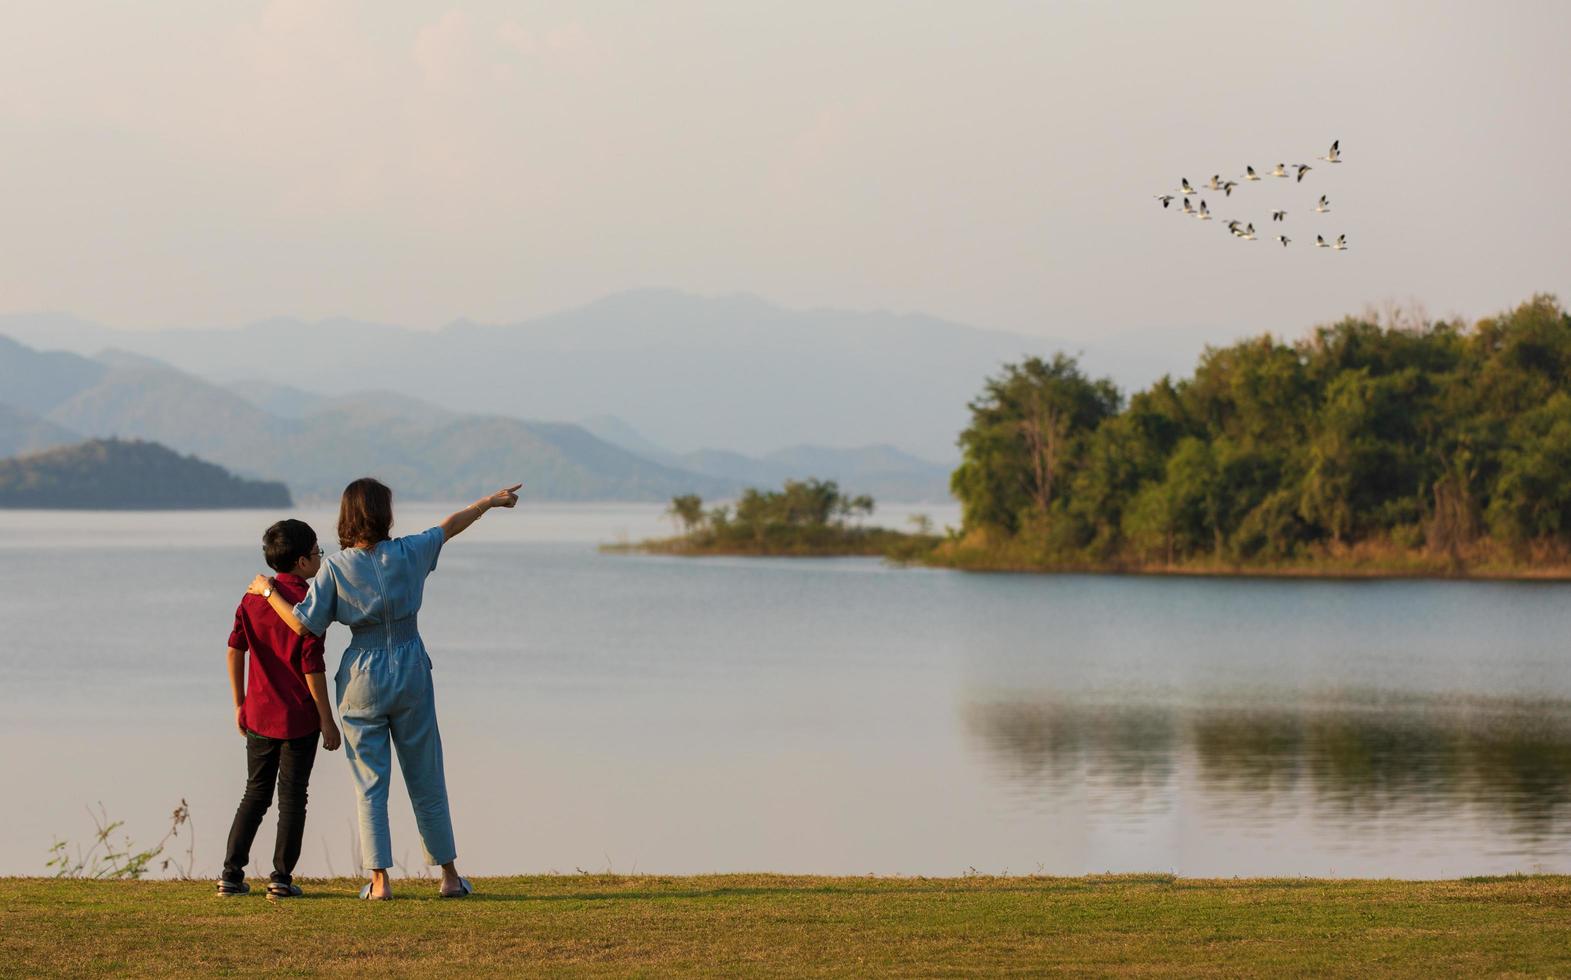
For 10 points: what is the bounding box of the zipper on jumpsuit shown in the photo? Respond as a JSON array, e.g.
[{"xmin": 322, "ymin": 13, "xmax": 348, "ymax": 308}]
[{"xmin": 369, "ymin": 548, "xmax": 393, "ymax": 650}]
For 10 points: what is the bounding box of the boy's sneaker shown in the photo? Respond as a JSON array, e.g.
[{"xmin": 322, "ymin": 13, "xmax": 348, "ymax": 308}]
[
  {"xmin": 267, "ymin": 881, "xmax": 303, "ymax": 900},
  {"xmin": 216, "ymin": 878, "xmax": 251, "ymax": 897}
]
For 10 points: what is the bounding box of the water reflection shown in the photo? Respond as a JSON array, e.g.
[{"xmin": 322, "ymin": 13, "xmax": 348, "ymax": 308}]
[{"xmin": 964, "ymin": 691, "xmax": 1571, "ymax": 844}]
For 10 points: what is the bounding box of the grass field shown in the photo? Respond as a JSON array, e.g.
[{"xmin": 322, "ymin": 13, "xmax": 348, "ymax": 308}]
[{"xmin": 3, "ymin": 873, "xmax": 1569, "ymax": 977}]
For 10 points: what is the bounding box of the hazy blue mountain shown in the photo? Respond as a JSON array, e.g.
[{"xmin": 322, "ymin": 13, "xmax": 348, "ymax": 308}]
[
  {"xmin": 0, "ymin": 334, "xmax": 738, "ymax": 502},
  {"xmin": 0, "ymin": 403, "xmax": 81, "ymax": 458},
  {"xmin": 94, "ymin": 348, "xmax": 180, "ymax": 371},
  {"xmin": 0, "ymin": 438, "xmax": 290, "ymax": 509},
  {"xmin": 761, "ymin": 445, "xmax": 952, "ymax": 503},
  {"xmin": 0, "ymin": 334, "xmax": 107, "ymax": 415},
  {"xmin": 47, "ymin": 362, "xmax": 284, "ymax": 466},
  {"xmin": 0, "ymin": 312, "xmax": 119, "ymax": 354},
  {"xmin": 678, "ymin": 447, "xmax": 781, "ymax": 486},
  {"xmin": 268, "ymin": 406, "xmax": 737, "ymax": 503},
  {"xmin": 671, "ymin": 444, "xmax": 951, "ymax": 502},
  {"xmin": 0, "ymin": 290, "xmax": 1146, "ymax": 461},
  {"xmin": 581, "ymin": 414, "xmax": 953, "ymax": 502},
  {"xmin": 229, "ymin": 380, "xmax": 331, "ymax": 418},
  {"xmin": 578, "ymin": 414, "xmax": 672, "ymax": 460}
]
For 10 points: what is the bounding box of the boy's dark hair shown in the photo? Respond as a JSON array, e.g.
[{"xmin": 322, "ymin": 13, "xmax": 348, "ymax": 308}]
[
  {"xmin": 338, "ymin": 477, "xmax": 393, "ymax": 549},
  {"xmin": 263, "ymin": 519, "xmax": 318, "ymax": 574}
]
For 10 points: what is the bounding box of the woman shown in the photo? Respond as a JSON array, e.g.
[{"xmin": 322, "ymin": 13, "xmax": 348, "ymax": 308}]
[{"xmin": 248, "ymin": 477, "xmax": 521, "ymax": 899}]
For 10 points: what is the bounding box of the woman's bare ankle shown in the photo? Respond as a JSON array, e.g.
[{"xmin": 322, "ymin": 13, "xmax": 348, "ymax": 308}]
[{"xmin": 369, "ymin": 868, "xmax": 393, "ymax": 897}]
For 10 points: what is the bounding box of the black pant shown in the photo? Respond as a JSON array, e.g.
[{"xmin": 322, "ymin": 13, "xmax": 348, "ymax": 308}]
[{"xmin": 221, "ymin": 730, "xmax": 319, "ymax": 884}]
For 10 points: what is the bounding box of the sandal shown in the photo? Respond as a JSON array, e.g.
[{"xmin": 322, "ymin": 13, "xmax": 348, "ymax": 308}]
[
  {"xmin": 267, "ymin": 881, "xmax": 303, "ymax": 900},
  {"xmin": 359, "ymin": 881, "xmax": 391, "ymax": 901},
  {"xmin": 440, "ymin": 876, "xmax": 473, "ymax": 898},
  {"xmin": 216, "ymin": 878, "xmax": 251, "ymax": 897}
]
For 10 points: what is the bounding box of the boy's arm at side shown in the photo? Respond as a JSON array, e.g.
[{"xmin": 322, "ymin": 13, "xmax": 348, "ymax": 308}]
[
  {"xmin": 305, "ymin": 673, "xmax": 341, "ymax": 751},
  {"xmin": 299, "ymin": 630, "xmax": 338, "ymax": 750},
  {"xmin": 226, "ymin": 648, "xmax": 246, "ymax": 737}
]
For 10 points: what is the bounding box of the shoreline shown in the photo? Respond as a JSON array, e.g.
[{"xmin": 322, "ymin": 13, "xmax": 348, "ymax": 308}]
[
  {"xmin": 922, "ymin": 557, "xmax": 1571, "ymax": 583},
  {"xmin": 599, "ymin": 541, "xmax": 892, "ymax": 558},
  {"xmin": 605, "ymin": 538, "xmax": 1571, "ymax": 582}
]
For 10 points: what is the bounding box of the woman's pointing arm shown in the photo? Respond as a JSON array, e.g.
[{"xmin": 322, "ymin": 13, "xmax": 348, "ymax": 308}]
[{"xmin": 440, "ymin": 484, "xmax": 522, "ymax": 541}]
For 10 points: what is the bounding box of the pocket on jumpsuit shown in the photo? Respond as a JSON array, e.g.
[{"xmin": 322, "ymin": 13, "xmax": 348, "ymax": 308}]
[{"xmin": 338, "ymin": 659, "xmax": 380, "ymax": 715}]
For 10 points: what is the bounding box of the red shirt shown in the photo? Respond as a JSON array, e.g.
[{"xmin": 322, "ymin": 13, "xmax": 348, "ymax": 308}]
[{"xmin": 226, "ymin": 573, "xmax": 328, "ymax": 739}]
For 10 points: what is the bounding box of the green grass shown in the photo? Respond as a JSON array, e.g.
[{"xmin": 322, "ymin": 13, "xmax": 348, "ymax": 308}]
[{"xmin": 4, "ymin": 873, "xmax": 1570, "ymax": 977}]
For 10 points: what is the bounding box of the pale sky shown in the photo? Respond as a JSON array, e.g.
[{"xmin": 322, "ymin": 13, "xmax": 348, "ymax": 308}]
[{"xmin": 1, "ymin": 0, "xmax": 1568, "ymax": 357}]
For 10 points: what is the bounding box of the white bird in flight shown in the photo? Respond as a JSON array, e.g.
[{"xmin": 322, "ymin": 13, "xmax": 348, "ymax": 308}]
[
  {"xmin": 1196, "ymin": 199, "xmax": 1212, "ymax": 220},
  {"xmin": 1332, "ymin": 234, "xmax": 1348, "ymax": 250},
  {"xmin": 1319, "ymin": 140, "xmax": 1342, "ymax": 164},
  {"xmin": 1295, "ymin": 164, "xmax": 1312, "ymax": 183},
  {"xmin": 1276, "ymin": 235, "xmax": 1291, "ymax": 247},
  {"xmin": 1206, "ymin": 174, "xmax": 1224, "ymax": 191},
  {"xmin": 1180, "ymin": 178, "xmax": 1197, "ymax": 195},
  {"xmin": 1243, "ymin": 165, "xmax": 1262, "ymax": 181},
  {"xmin": 1181, "ymin": 197, "xmax": 1195, "ymax": 215},
  {"xmin": 1270, "ymin": 163, "xmax": 1289, "ymax": 178},
  {"xmin": 1271, "ymin": 210, "xmax": 1287, "ymax": 221},
  {"xmin": 1155, "ymin": 194, "xmax": 1175, "ymax": 208},
  {"xmin": 1315, "ymin": 235, "xmax": 1331, "ymax": 248},
  {"xmin": 1315, "ymin": 195, "xmax": 1331, "ymax": 213}
]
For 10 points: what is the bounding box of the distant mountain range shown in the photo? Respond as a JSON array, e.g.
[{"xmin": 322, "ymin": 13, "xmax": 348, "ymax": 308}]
[
  {"xmin": 576, "ymin": 416, "xmax": 952, "ymax": 502},
  {"xmin": 0, "ymin": 438, "xmax": 290, "ymax": 509},
  {"xmin": 0, "ymin": 333, "xmax": 735, "ymax": 502},
  {"xmin": 0, "ymin": 289, "xmax": 1166, "ymax": 463},
  {"xmin": 0, "ymin": 403, "xmax": 79, "ymax": 458},
  {"xmin": 0, "ymin": 332, "xmax": 955, "ymax": 502}
]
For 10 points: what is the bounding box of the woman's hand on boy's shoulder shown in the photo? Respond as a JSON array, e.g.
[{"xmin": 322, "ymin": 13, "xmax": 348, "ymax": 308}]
[{"xmin": 246, "ymin": 574, "xmax": 274, "ymax": 596}]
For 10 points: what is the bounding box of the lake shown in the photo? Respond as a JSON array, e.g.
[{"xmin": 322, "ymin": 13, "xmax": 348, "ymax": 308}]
[{"xmin": 2, "ymin": 503, "xmax": 1568, "ymax": 879}]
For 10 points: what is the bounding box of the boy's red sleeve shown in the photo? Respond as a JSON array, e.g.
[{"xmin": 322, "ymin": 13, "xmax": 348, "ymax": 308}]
[
  {"xmin": 227, "ymin": 604, "xmax": 249, "ymax": 652},
  {"xmin": 300, "ymin": 632, "xmax": 326, "ymax": 675}
]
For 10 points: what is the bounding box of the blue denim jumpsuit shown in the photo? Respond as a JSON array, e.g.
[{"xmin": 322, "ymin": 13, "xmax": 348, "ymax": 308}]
[{"xmin": 293, "ymin": 526, "xmax": 455, "ymax": 869}]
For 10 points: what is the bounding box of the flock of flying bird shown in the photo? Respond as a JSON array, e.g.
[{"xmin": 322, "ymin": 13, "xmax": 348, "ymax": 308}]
[{"xmin": 1155, "ymin": 140, "xmax": 1347, "ymax": 251}]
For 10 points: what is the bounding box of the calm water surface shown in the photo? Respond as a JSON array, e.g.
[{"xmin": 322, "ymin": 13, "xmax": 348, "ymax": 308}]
[{"xmin": 2, "ymin": 504, "xmax": 1568, "ymax": 878}]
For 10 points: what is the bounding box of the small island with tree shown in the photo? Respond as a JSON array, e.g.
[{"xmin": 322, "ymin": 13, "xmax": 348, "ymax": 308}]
[
  {"xmin": 607, "ymin": 478, "xmax": 938, "ymax": 559},
  {"xmin": 0, "ymin": 438, "xmax": 292, "ymax": 509}
]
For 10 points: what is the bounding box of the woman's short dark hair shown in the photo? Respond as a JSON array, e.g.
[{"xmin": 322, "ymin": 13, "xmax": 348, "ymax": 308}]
[
  {"xmin": 263, "ymin": 519, "xmax": 318, "ymax": 573},
  {"xmin": 338, "ymin": 477, "xmax": 393, "ymax": 549}
]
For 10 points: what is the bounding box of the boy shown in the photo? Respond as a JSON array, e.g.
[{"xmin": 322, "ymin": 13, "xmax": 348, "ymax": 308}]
[{"xmin": 217, "ymin": 519, "xmax": 341, "ymax": 899}]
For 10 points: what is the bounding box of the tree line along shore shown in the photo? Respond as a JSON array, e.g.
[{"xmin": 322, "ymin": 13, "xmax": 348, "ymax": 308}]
[{"xmin": 627, "ymin": 295, "xmax": 1571, "ymax": 579}]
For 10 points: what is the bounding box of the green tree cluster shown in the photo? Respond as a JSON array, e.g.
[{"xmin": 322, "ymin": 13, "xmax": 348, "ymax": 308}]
[
  {"xmin": 689, "ymin": 479, "xmax": 872, "ymax": 543},
  {"xmin": 949, "ymin": 295, "xmax": 1571, "ymax": 568},
  {"xmin": 650, "ymin": 479, "xmax": 907, "ymax": 556}
]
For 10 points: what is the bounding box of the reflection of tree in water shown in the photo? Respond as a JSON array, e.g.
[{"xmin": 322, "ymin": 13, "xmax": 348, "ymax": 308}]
[
  {"xmin": 964, "ymin": 692, "xmax": 1571, "ymax": 840},
  {"xmin": 960, "ymin": 701, "xmax": 1177, "ymax": 813},
  {"xmin": 1453, "ymin": 707, "xmax": 1571, "ymax": 839},
  {"xmin": 1192, "ymin": 698, "xmax": 1461, "ymax": 807}
]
